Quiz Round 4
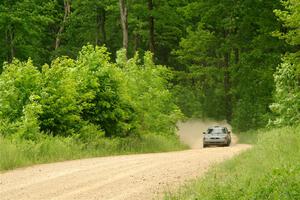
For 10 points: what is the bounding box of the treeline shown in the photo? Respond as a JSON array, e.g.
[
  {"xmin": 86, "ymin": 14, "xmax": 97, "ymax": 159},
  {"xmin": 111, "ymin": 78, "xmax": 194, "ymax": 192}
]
[
  {"xmin": 0, "ymin": 46, "xmax": 181, "ymax": 139},
  {"xmin": 270, "ymin": 0, "xmax": 300, "ymax": 126},
  {"xmin": 0, "ymin": 0, "xmax": 185, "ymax": 67},
  {"xmin": 173, "ymin": 0, "xmax": 300, "ymax": 131},
  {"xmin": 173, "ymin": 0, "xmax": 286, "ymax": 130},
  {"xmin": 0, "ymin": 0, "xmax": 299, "ymax": 133}
]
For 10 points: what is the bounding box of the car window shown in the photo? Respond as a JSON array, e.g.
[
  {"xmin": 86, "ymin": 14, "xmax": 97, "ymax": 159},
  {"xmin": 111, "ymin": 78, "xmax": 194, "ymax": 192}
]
[{"xmin": 207, "ymin": 128, "xmax": 226, "ymax": 134}]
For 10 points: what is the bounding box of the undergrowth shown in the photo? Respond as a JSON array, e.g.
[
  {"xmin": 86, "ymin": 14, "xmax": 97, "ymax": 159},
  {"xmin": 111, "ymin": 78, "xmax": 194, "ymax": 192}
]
[{"xmin": 0, "ymin": 134, "xmax": 187, "ymax": 171}]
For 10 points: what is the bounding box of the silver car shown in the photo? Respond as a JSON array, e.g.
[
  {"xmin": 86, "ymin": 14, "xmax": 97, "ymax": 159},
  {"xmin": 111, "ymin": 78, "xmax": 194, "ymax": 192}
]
[{"xmin": 203, "ymin": 126, "xmax": 231, "ymax": 148}]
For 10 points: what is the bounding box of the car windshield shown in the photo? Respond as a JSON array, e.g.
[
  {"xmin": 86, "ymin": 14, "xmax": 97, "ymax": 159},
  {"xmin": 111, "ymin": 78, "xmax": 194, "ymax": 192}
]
[{"xmin": 207, "ymin": 128, "xmax": 226, "ymax": 134}]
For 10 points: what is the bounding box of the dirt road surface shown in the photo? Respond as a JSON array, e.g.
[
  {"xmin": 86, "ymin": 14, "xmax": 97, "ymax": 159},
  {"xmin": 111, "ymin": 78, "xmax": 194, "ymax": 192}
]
[{"xmin": 0, "ymin": 121, "xmax": 251, "ymax": 200}]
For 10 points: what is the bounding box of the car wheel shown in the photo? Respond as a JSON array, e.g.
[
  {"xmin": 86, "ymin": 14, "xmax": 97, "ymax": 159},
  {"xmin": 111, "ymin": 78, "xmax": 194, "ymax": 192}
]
[{"xmin": 226, "ymin": 141, "xmax": 231, "ymax": 146}]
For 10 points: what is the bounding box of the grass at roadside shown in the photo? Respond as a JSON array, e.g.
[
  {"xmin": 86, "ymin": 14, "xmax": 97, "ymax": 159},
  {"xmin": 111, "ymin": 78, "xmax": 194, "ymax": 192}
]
[
  {"xmin": 235, "ymin": 129, "xmax": 260, "ymax": 144},
  {"xmin": 0, "ymin": 134, "xmax": 188, "ymax": 171},
  {"xmin": 165, "ymin": 126, "xmax": 300, "ymax": 200}
]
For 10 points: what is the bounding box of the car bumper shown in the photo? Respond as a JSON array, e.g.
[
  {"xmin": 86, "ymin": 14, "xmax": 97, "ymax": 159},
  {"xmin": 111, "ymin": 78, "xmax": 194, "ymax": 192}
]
[{"xmin": 203, "ymin": 138, "xmax": 227, "ymax": 145}]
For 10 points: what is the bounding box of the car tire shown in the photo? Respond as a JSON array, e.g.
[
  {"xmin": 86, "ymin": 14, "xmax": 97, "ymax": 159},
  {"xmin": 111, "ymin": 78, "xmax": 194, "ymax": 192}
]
[{"xmin": 226, "ymin": 141, "xmax": 231, "ymax": 147}]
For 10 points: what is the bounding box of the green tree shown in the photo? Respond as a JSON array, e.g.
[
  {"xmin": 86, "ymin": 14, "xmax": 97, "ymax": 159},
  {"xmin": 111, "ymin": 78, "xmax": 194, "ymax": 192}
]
[
  {"xmin": 271, "ymin": 0, "xmax": 300, "ymax": 126},
  {"xmin": 39, "ymin": 57, "xmax": 81, "ymax": 136},
  {"xmin": 173, "ymin": 0, "xmax": 285, "ymax": 131},
  {"xmin": 0, "ymin": 59, "xmax": 41, "ymax": 122},
  {"xmin": 0, "ymin": 59, "xmax": 42, "ymax": 136},
  {"xmin": 54, "ymin": 0, "xmax": 120, "ymax": 57},
  {"xmin": 117, "ymin": 49, "xmax": 182, "ymax": 135},
  {"xmin": 76, "ymin": 46, "xmax": 137, "ymax": 137},
  {"xmin": 0, "ymin": 0, "xmax": 57, "ymax": 67}
]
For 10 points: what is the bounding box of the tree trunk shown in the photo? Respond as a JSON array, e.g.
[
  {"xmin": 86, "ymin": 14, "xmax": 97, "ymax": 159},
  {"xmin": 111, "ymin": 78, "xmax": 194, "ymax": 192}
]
[
  {"xmin": 224, "ymin": 51, "xmax": 232, "ymax": 122},
  {"xmin": 119, "ymin": 0, "xmax": 128, "ymax": 54},
  {"xmin": 148, "ymin": 0, "xmax": 155, "ymax": 54},
  {"xmin": 8, "ymin": 26, "xmax": 15, "ymax": 63},
  {"xmin": 133, "ymin": 33, "xmax": 140, "ymax": 52},
  {"xmin": 96, "ymin": 7, "xmax": 106, "ymax": 46},
  {"xmin": 234, "ymin": 48, "xmax": 239, "ymax": 64},
  {"xmin": 55, "ymin": 0, "xmax": 71, "ymax": 50}
]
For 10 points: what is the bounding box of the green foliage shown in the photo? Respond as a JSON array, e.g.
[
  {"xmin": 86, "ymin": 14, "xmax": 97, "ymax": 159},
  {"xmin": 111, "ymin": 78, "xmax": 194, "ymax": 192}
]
[
  {"xmin": 0, "ymin": 60, "xmax": 41, "ymax": 120},
  {"xmin": 230, "ymin": 51, "xmax": 280, "ymax": 131},
  {"xmin": 0, "ymin": 59, "xmax": 41, "ymax": 126},
  {"xmin": 16, "ymin": 99, "xmax": 42, "ymax": 140},
  {"xmin": 0, "ymin": 0, "xmax": 189, "ymax": 66},
  {"xmin": 76, "ymin": 46, "xmax": 137, "ymax": 137},
  {"xmin": 39, "ymin": 57, "xmax": 81, "ymax": 136},
  {"xmin": 174, "ymin": 24, "xmax": 219, "ymax": 67},
  {"xmin": 274, "ymin": 0, "xmax": 300, "ymax": 46},
  {"xmin": 172, "ymin": 23, "xmax": 227, "ymax": 120},
  {"xmin": 119, "ymin": 50, "xmax": 182, "ymax": 135},
  {"xmin": 55, "ymin": 0, "xmax": 120, "ymax": 57},
  {"xmin": 271, "ymin": 0, "xmax": 300, "ymax": 126},
  {"xmin": 270, "ymin": 55, "xmax": 300, "ymax": 126},
  {"xmin": 0, "ymin": 44, "xmax": 185, "ymax": 170},
  {"xmin": 165, "ymin": 126, "xmax": 300, "ymax": 200},
  {"xmin": 173, "ymin": 0, "xmax": 285, "ymax": 130},
  {"xmin": 0, "ymin": 0, "xmax": 58, "ymax": 66},
  {"xmin": 1, "ymin": 0, "xmax": 297, "ymax": 133},
  {"xmin": 0, "ymin": 45, "xmax": 181, "ymax": 139},
  {"xmin": 171, "ymin": 68, "xmax": 226, "ymax": 120},
  {"xmin": 172, "ymin": 82, "xmax": 204, "ymax": 118}
]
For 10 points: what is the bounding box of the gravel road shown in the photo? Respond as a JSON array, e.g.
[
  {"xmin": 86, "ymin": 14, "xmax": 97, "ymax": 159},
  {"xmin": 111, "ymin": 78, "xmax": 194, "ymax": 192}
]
[{"xmin": 0, "ymin": 121, "xmax": 251, "ymax": 200}]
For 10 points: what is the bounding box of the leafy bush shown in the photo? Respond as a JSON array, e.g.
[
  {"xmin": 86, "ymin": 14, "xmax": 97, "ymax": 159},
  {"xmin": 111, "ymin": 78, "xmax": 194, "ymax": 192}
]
[
  {"xmin": 39, "ymin": 57, "xmax": 81, "ymax": 136},
  {"xmin": 76, "ymin": 46, "xmax": 137, "ymax": 137},
  {"xmin": 0, "ymin": 45, "xmax": 181, "ymax": 139},
  {"xmin": 0, "ymin": 45, "xmax": 184, "ymax": 170},
  {"xmin": 270, "ymin": 55, "xmax": 300, "ymax": 126},
  {"xmin": 0, "ymin": 59, "xmax": 41, "ymax": 124},
  {"xmin": 118, "ymin": 50, "xmax": 183, "ymax": 135},
  {"xmin": 270, "ymin": 0, "xmax": 300, "ymax": 126}
]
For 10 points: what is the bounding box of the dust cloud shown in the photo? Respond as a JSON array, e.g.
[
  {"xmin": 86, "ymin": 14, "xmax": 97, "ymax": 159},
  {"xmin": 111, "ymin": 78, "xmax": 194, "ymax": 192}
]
[{"xmin": 177, "ymin": 119, "xmax": 231, "ymax": 149}]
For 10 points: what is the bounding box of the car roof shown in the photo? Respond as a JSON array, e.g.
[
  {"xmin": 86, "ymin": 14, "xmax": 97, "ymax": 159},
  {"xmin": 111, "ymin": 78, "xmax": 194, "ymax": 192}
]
[{"xmin": 208, "ymin": 126, "xmax": 226, "ymax": 129}]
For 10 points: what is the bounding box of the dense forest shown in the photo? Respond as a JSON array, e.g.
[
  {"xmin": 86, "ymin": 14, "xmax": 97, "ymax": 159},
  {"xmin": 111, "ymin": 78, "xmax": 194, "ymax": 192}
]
[{"xmin": 0, "ymin": 0, "xmax": 299, "ymax": 140}]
